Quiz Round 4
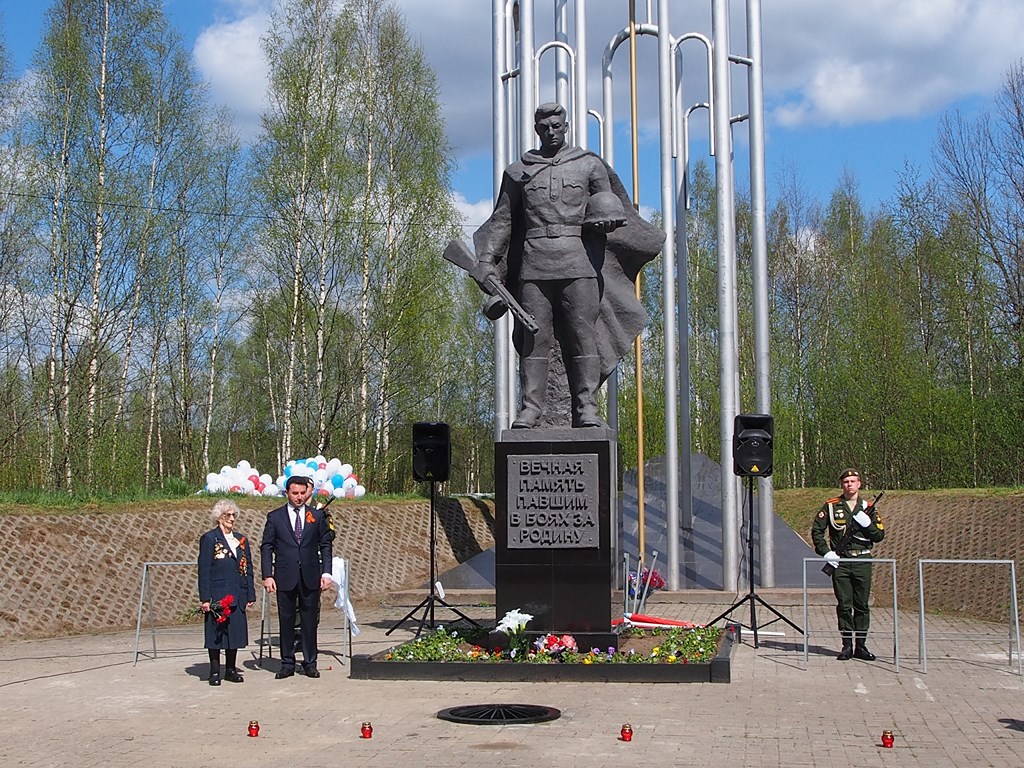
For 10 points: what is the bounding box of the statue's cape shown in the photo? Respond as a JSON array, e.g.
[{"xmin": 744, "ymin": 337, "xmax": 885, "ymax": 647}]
[{"xmin": 473, "ymin": 152, "xmax": 665, "ymax": 384}]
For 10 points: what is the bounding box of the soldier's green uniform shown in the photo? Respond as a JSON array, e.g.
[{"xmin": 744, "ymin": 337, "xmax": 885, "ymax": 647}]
[{"xmin": 811, "ymin": 470, "xmax": 885, "ymax": 660}]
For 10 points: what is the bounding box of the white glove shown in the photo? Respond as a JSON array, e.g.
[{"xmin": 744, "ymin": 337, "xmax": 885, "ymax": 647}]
[
  {"xmin": 853, "ymin": 511, "xmax": 872, "ymax": 528},
  {"xmin": 824, "ymin": 551, "xmax": 841, "ymax": 568}
]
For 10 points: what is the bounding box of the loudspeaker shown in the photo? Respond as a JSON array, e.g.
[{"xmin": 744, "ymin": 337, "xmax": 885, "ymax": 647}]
[
  {"xmin": 733, "ymin": 414, "xmax": 774, "ymax": 477},
  {"xmin": 412, "ymin": 422, "xmax": 450, "ymax": 482}
]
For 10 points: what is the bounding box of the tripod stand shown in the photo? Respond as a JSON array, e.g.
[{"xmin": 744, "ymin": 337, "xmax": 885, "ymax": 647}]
[
  {"xmin": 386, "ymin": 480, "xmax": 480, "ymax": 637},
  {"xmin": 709, "ymin": 475, "xmax": 803, "ymax": 648}
]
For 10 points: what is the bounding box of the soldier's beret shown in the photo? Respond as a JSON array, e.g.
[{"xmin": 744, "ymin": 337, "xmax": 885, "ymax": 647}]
[{"xmin": 838, "ymin": 468, "xmax": 861, "ymax": 481}]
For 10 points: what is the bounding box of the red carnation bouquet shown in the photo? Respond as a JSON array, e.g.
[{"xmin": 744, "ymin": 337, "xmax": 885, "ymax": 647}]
[{"xmin": 209, "ymin": 594, "xmax": 236, "ymax": 624}]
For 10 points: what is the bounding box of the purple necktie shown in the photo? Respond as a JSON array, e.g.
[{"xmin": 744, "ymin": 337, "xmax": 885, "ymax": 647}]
[{"xmin": 293, "ymin": 507, "xmax": 303, "ymax": 543}]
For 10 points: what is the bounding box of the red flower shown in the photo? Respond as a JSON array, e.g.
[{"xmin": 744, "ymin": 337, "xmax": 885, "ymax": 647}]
[{"xmin": 210, "ymin": 594, "xmax": 236, "ymax": 626}]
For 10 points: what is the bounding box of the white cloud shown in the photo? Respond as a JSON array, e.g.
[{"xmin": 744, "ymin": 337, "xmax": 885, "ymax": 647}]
[
  {"xmin": 452, "ymin": 192, "xmax": 495, "ymax": 235},
  {"xmin": 765, "ymin": 0, "xmax": 1024, "ymax": 126},
  {"xmin": 193, "ymin": 9, "xmax": 270, "ymax": 141},
  {"xmin": 183, "ymin": 0, "xmax": 1024, "ymax": 206}
]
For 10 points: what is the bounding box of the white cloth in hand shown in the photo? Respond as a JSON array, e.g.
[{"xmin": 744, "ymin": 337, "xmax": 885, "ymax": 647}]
[
  {"xmin": 824, "ymin": 550, "xmax": 841, "ymax": 567},
  {"xmin": 853, "ymin": 511, "xmax": 872, "ymax": 528},
  {"xmin": 330, "ymin": 556, "xmax": 361, "ymax": 636}
]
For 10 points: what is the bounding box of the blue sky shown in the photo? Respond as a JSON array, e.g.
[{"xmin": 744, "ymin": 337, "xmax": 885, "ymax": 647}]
[{"xmin": 3, "ymin": 0, "xmax": 1021, "ymax": 228}]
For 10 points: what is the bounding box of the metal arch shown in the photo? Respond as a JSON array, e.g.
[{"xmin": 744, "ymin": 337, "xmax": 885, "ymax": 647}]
[
  {"xmin": 599, "ymin": 22, "xmax": 658, "ymax": 169},
  {"xmin": 671, "ymin": 32, "xmax": 714, "ymax": 157},
  {"xmin": 533, "ymin": 40, "xmax": 579, "ymax": 141},
  {"xmin": 587, "ymin": 108, "xmax": 604, "ymax": 155}
]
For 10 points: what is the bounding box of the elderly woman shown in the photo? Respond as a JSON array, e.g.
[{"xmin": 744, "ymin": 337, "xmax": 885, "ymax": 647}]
[{"xmin": 198, "ymin": 499, "xmax": 256, "ymax": 685}]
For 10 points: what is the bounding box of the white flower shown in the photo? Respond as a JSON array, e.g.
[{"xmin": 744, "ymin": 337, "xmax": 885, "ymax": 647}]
[{"xmin": 496, "ymin": 608, "xmax": 534, "ymax": 635}]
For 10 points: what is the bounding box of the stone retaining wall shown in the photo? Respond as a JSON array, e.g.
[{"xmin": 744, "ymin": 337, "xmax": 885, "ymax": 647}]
[{"xmin": 0, "ymin": 496, "xmax": 495, "ymax": 639}]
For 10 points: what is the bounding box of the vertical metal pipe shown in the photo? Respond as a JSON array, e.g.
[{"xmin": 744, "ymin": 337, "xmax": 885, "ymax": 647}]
[
  {"xmin": 554, "ymin": 0, "xmax": 570, "ymax": 117},
  {"xmin": 711, "ymin": 0, "xmax": 740, "ymax": 592},
  {"xmin": 655, "ymin": 0, "xmax": 679, "ymax": 590},
  {"xmin": 601, "ymin": 45, "xmax": 617, "ymax": 436},
  {"xmin": 675, "ymin": 101, "xmax": 698, "ymax": 539},
  {"xmin": 519, "ymin": 0, "xmax": 536, "ymax": 153},
  {"xmin": 491, "ymin": 0, "xmax": 512, "ymax": 437},
  {"xmin": 627, "ymin": 0, "xmax": 646, "ymax": 563},
  {"xmin": 575, "ymin": 0, "xmax": 588, "ymax": 151},
  {"xmin": 746, "ymin": 0, "xmax": 774, "ymax": 587}
]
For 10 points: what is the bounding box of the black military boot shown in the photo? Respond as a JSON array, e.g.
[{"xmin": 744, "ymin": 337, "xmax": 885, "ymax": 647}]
[
  {"xmin": 853, "ymin": 638, "xmax": 876, "ymax": 661},
  {"xmin": 836, "ymin": 635, "xmax": 853, "ymax": 661}
]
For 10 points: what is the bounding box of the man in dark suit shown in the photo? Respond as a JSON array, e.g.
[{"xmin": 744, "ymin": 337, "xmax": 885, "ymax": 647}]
[{"xmin": 261, "ymin": 475, "xmax": 333, "ymax": 678}]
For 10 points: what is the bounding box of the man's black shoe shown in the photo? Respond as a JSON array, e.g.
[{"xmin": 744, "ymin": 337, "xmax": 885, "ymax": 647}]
[
  {"xmin": 275, "ymin": 668, "xmax": 295, "ymax": 679},
  {"xmin": 853, "ymin": 644, "xmax": 876, "ymax": 661},
  {"xmin": 224, "ymin": 669, "xmax": 244, "ymax": 683},
  {"xmin": 303, "ymin": 666, "xmax": 320, "ymax": 678},
  {"xmin": 208, "ymin": 672, "xmax": 221, "ymax": 686},
  {"xmin": 836, "ymin": 644, "xmax": 853, "ymax": 661}
]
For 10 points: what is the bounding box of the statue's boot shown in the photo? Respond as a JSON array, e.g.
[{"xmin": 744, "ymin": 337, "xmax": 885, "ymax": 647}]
[
  {"xmin": 570, "ymin": 355, "xmax": 606, "ymax": 428},
  {"xmin": 512, "ymin": 356, "xmax": 548, "ymax": 428}
]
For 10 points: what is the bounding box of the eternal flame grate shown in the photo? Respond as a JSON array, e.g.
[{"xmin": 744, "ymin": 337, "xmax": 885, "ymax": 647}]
[{"xmin": 436, "ymin": 704, "xmax": 561, "ymax": 725}]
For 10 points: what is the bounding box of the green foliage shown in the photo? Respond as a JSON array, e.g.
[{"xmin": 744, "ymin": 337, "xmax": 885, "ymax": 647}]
[{"xmin": 5, "ymin": 7, "xmax": 1024, "ymax": 497}]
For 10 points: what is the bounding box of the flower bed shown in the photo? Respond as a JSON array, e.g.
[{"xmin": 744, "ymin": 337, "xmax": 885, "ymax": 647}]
[{"xmin": 350, "ymin": 624, "xmax": 735, "ymax": 683}]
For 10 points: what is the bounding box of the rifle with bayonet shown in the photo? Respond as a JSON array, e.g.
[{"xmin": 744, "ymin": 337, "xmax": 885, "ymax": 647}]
[{"xmin": 822, "ymin": 491, "xmax": 884, "ymax": 576}]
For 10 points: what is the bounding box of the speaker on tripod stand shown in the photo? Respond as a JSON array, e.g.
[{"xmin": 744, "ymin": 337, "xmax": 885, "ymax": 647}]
[
  {"xmin": 387, "ymin": 422, "xmax": 480, "ymax": 637},
  {"xmin": 709, "ymin": 414, "xmax": 803, "ymax": 647}
]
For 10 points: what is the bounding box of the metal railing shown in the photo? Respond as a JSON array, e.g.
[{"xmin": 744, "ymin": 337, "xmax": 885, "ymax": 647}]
[{"xmin": 917, "ymin": 559, "xmax": 1021, "ymax": 675}]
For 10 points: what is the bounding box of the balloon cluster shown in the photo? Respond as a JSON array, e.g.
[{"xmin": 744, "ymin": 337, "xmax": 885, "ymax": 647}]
[
  {"xmin": 204, "ymin": 460, "xmax": 280, "ymax": 497},
  {"xmin": 281, "ymin": 455, "xmax": 366, "ymax": 499},
  {"xmin": 202, "ymin": 456, "xmax": 366, "ymax": 499}
]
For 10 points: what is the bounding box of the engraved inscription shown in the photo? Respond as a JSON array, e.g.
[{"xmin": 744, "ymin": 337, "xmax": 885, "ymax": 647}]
[{"xmin": 507, "ymin": 454, "xmax": 598, "ymax": 548}]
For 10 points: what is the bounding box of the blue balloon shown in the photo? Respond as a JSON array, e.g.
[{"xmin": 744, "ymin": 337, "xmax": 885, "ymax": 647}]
[
  {"xmin": 331, "ymin": 473, "xmax": 344, "ymax": 486},
  {"xmin": 306, "ymin": 459, "xmax": 318, "ymax": 469},
  {"xmin": 284, "ymin": 464, "xmax": 293, "ymax": 476}
]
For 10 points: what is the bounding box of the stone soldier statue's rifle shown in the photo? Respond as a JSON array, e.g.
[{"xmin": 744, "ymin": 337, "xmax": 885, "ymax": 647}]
[
  {"xmin": 443, "ymin": 239, "xmax": 540, "ymax": 335},
  {"xmin": 822, "ymin": 491, "xmax": 884, "ymax": 575}
]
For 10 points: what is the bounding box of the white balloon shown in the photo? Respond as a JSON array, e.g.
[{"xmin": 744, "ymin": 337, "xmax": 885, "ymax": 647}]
[
  {"xmin": 326, "ymin": 458, "xmax": 342, "ymax": 473},
  {"xmin": 342, "ymin": 476, "xmax": 357, "ymax": 490},
  {"xmin": 314, "ymin": 454, "xmax": 327, "ymax": 465},
  {"xmin": 264, "ymin": 483, "xmax": 280, "ymax": 497},
  {"xmin": 237, "ymin": 459, "xmax": 252, "ymax": 471},
  {"xmin": 332, "ymin": 487, "xmax": 344, "ymax": 498},
  {"xmin": 339, "ymin": 463, "xmax": 353, "ymax": 479},
  {"xmin": 220, "ymin": 465, "xmax": 233, "ymax": 476},
  {"xmin": 291, "ymin": 464, "xmax": 312, "ymax": 478},
  {"xmin": 242, "ymin": 479, "xmax": 255, "ymax": 493},
  {"xmin": 321, "ymin": 480, "xmax": 335, "ymax": 494},
  {"xmin": 275, "ymin": 475, "xmax": 285, "ymax": 487},
  {"xmin": 259, "ymin": 473, "xmax": 272, "ymax": 485},
  {"xmin": 354, "ymin": 485, "xmax": 366, "ymax": 498},
  {"xmin": 206, "ymin": 472, "xmax": 218, "ymax": 485}
]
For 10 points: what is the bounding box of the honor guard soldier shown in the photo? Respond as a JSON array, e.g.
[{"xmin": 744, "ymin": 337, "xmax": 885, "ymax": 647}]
[{"xmin": 811, "ymin": 468, "xmax": 886, "ymax": 661}]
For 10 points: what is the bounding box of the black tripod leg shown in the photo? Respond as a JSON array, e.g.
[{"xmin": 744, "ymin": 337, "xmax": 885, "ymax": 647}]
[
  {"xmin": 751, "ymin": 593, "xmax": 804, "ymax": 635},
  {"xmin": 707, "ymin": 597, "xmax": 748, "ymax": 629},
  {"xmin": 433, "ymin": 596, "xmax": 481, "ymax": 627},
  {"xmin": 385, "ymin": 595, "xmax": 433, "ymax": 636}
]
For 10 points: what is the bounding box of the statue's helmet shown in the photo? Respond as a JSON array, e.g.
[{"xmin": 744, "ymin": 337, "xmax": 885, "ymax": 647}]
[{"xmin": 584, "ymin": 191, "xmax": 626, "ymax": 225}]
